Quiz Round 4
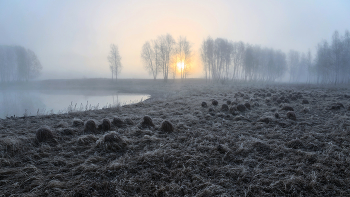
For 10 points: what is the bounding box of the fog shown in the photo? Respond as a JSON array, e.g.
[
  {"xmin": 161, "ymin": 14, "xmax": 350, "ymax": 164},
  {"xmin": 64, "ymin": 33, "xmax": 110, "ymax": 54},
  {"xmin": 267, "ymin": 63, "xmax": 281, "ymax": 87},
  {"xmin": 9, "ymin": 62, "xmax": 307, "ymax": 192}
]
[{"xmin": 1, "ymin": 0, "xmax": 349, "ymax": 80}]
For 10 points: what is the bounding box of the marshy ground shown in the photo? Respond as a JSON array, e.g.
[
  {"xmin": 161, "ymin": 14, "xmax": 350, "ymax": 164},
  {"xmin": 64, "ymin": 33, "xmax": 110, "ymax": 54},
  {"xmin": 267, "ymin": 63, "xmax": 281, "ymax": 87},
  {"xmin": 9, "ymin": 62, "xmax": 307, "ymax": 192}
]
[{"xmin": 1, "ymin": 80, "xmax": 350, "ymax": 196}]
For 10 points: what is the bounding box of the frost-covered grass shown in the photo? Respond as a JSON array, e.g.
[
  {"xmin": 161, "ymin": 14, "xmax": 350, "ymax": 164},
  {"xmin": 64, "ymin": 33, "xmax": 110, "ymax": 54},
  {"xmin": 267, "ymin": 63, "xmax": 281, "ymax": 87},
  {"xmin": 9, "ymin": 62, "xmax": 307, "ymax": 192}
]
[{"xmin": 0, "ymin": 81, "xmax": 350, "ymax": 196}]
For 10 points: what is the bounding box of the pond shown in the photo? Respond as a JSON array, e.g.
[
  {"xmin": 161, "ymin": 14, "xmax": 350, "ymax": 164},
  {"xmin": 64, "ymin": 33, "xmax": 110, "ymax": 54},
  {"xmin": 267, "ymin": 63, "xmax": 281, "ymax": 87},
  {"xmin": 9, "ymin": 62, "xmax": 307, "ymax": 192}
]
[{"xmin": 0, "ymin": 89, "xmax": 150, "ymax": 119}]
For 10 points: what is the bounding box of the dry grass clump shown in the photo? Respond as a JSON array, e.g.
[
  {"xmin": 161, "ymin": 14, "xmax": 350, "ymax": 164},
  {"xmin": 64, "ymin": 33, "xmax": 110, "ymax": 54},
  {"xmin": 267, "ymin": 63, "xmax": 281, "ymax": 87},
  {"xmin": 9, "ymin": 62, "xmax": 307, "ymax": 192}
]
[
  {"xmin": 84, "ymin": 119, "xmax": 97, "ymax": 133},
  {"xmin": 276, "ymin": 99, "xmax": 282, "ymax": 104},
  {"xmin": 36, "ymin": 127, "xmax": 55, "ymax": 142},
  {"xmin": 96, "ymin": 131, "xmax": 127, "ymax": 151},
  {"xmin": 112, "ymin": 117, "xmax": 125, "ymax": 127},
  {"xmin": 302, "ymin": 99, "xmax": 309, "ymax": 104},
  {"xmin": 0, "ymin": 137, "xmax": 23, "ymax": 153},
  {"xmin": 125, "ymin": 118, "xmax": 134, "ymax": 125},
  {"xmin": 72, "ymin": 118, "xmax": 84, "ymax": 127},
  {"xmin": 252, "ymin": 141, "xmax": 271, "ymax": 155},
  {"xmin": 244, "ymin": 102, "xmax": 251, "ymax": 110},
  {"xmin": 282, "ymin": 105, "xmax": 294, "ymax": 111},
  {"xmin": 236, "ymin": 104, "xmax": 246, "ymax": 112},
  {"xmin": 258, "ymin": 116, "xmax": 272, "ymax": 124},
  {"xmin": 272, "ymin": 95, "xmax": 278, "ymax": 101},
  {"xmin": 229, "ymin": 106, "xmax": 237, "ymax": 115},
  {"xmin": 98, "ymin": 118, "xmax": 111, "ymax": 131},
  {"xmin": 226, "ymin": 100, "xmax": 231, "ymax": 105},
  {"xmin": 286, "ymin": 139, "xmax": 305, "ymax": 149},
  {"xmin": 221, "ymin": 104, "xmax": 229, "ymax": 111},
  {"xmin": 217, "ymin": 144, "xmax": 231, "ymax": 154},
  {"xmin": 302, "ymin": 107, "xmax": 310, "ymax": 113},
  {"xmin": 274, "ymin": 112, "xmax": 280, "ymax": 119},
  {"xmin": 330, "ymin": 102, "xmax": 344, "ymax": 110},
  {"xmin": 141, "ymin": 115, "xmax": 155, "ymax": 128},
  {"xmin": 287, "ymin": 111, "xmax": 296, "ymax": 120},
  {"xmin": 77, "ymin": 135, "xmax": 98, "ymax": 145},
  {"xmin": 55, "ymin": 121, "xmax": 68, "ymax": 128},
  {"xmin": 71, "ymin": 181, "xmax": 118, "ymax": 197},
  {"xmin": 160, "ymin": 120, "xmax": 174, "ymax": 132},
  {"xmin": 61, "ymin": 128, "xmax": 76, "ymax": 135}
]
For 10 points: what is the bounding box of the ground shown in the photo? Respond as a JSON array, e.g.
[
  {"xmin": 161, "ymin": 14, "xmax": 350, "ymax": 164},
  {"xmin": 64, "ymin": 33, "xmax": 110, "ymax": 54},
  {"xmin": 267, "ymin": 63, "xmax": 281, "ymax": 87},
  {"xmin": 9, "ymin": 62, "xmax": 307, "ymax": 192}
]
[{"xmin": 1, "ymin": 80, "xmax": 350, "ymax": 196}]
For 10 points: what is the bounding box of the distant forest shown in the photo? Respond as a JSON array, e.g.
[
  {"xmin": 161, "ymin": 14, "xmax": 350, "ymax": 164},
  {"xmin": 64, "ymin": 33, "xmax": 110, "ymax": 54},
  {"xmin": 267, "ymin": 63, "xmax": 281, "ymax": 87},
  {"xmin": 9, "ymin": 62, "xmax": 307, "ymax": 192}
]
[
  {"xmin": 201, "ymin": 30, "xmax": 350, "ymax": 84},
  {"xmin": 0, "ymin": 45, "xmax": 42, "ymax": 83}
]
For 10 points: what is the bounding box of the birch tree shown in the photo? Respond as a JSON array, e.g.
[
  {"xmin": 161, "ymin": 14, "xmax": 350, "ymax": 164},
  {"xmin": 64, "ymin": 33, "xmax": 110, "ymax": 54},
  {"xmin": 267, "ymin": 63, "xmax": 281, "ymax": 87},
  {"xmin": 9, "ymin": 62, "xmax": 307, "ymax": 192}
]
[{"xmin": 108, "ymin": 44, "xmax": 122, "ymax": 82}]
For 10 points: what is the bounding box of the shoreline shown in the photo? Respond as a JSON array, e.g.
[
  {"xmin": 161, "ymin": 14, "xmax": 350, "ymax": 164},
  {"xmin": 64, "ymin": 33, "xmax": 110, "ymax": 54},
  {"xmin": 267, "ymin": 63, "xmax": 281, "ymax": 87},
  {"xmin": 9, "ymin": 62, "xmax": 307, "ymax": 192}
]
[{"xmin": 1, "ymin": 81, "xmax": 350, "ymax": 196}]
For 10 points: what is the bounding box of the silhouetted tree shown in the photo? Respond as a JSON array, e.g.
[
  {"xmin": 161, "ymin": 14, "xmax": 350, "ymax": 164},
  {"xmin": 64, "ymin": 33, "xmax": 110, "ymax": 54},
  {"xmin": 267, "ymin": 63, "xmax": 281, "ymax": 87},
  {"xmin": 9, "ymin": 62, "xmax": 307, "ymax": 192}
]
[
  {"xmin": 158, "ymin": 34, "xmax": 175, "ymax": 82},
  {"xmin": 288, "ymin": 50, "xmax": 300, "ymax": 82},
  {"xmin": 201, "ymin": 37, "xmax": 215, "ymax": 81},
  {"xmin": 174, "ymin": 36, "xmax": 192, "ymax": 80},
  {"xmin": 141, "ymin": 41, "xmax": 158, "ymax": 80},
  {"xmin": 108, "ymin": 44, "xmax": 122, "ymax": 82}
]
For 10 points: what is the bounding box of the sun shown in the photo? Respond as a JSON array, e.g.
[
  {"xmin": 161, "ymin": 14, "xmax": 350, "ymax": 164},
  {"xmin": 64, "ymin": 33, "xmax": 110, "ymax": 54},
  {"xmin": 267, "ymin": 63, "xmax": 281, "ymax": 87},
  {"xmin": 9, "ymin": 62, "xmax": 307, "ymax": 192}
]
[{"xmin": 177, "ymin": 62, "xmax": 184, "ymax": 70}]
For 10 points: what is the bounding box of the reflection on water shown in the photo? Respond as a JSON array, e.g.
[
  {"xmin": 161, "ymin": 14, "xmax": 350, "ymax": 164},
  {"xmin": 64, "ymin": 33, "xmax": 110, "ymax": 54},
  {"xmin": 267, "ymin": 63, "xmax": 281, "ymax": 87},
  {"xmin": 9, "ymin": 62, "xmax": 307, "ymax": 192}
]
[{"xmin": 0, "ymin": 90, "xmax": 149, "ymax": 119}]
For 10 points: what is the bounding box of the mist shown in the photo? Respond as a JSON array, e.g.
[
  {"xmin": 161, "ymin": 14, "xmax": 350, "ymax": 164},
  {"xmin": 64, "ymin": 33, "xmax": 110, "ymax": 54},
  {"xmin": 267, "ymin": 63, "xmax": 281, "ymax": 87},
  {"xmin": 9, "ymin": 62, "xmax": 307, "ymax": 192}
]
[
  {"xmin": 2, "ymin": 1, "xmax": 350, "ymax": 196},
  {"xmin": 1, "ymin": 0, "xmax": 349, "ymax": 80}
]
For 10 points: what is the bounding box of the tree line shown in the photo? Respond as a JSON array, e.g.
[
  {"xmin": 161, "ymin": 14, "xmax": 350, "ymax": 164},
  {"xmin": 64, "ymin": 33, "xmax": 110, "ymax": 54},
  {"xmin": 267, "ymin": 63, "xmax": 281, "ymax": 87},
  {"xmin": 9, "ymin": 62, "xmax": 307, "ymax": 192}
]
[
  {"xmin": 313, "ymin": 30, "xmax": 350, "ymax": 84},
  {"xmin": 200, "ymin": 30, "xmax": 350, "ymax": 84},
  {"xmin": 141, "ymin": 34, "xmax": 193, "ymax": 82},
  {"xmin": 201, "ymin": 38, "xmax": 287, "ymax": 82},
  {"xmin": 113, "ymin": 30, "xmax": 350, "ymax": 85},
  {"xmin": 0, "ymin": 45, "xmax": 42, "ymax": 83}
]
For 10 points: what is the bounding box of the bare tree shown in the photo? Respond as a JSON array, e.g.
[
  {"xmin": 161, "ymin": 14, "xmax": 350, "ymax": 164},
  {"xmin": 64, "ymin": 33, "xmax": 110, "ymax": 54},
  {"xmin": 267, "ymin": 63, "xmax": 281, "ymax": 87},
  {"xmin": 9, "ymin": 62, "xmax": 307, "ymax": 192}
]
[
  {"xmin": 306, "ymin": 49, "xmax": 312, "ymax": 83},
  {"xmin": 231, "ymin": 41, "xmax": 245, "ymax": 80},
  {"xmin": 141, "ymin": 41, "xmax": 158, "ymax": 80},
  {"xmin": 157, "ymin": 34, "xmax": 175, "ymax": 82},
  {"xmin": 200, "ymin": 37, "xmax": 215, "ymax": 82},
  {"xmin": 107, "ymin": 44, "xmax": 122, "ymax": 82},
  {"xmin": 288, "ymin": 50, "xmax": 300, "ymax": 82},
  {"xmin": 174, "ymin": 36, "xmax": 192, "ymax": 80},
  {"xmin": 332, "ymin": 31, "xmax": 342, "ymax": 84}
]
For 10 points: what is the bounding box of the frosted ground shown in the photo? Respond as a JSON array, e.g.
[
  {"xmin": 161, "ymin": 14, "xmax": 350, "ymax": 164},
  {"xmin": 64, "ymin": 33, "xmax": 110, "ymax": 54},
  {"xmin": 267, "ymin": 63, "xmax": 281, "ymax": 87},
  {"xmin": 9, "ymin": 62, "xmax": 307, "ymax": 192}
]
[{"xmin": 1, "ymin": 81, "xmax": 350, "ymax": 196}]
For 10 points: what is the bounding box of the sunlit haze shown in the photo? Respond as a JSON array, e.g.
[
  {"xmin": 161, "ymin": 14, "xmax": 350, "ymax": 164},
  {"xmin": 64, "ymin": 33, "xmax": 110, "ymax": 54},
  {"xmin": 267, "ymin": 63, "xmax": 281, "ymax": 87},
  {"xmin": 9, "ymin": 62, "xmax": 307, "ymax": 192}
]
[{"xmin": 0, "ymin": 0, "xmax": 349, "ymax": 79}]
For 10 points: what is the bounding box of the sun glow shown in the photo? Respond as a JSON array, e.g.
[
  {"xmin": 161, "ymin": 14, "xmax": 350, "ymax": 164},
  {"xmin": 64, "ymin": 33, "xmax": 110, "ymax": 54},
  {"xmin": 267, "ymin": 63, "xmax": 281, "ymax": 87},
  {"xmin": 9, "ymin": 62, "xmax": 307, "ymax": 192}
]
[{"xmin": 177, "ymin": 62, "xmax": 184, "ymax": 70}]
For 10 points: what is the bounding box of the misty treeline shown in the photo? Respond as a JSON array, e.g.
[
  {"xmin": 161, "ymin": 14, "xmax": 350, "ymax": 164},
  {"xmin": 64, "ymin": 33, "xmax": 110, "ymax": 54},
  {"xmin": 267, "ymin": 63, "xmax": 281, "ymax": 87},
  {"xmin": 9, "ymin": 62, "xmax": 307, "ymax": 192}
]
[
  {"xmin": 141, "ymin": 34, "xmax": 193, "ymax": 82},
  {"xmin": 201, "ymin": 30, "xmax": 350, "ymax": 84},
  {"xmin": 312, "ymin": 30, "xmax": 350, "ymax": 84},
  {"xmin": 201, "ymin": 38, "xmax": 287, "ymax": 82},
  {"xmin": 0, "ymin": 45, "xmax": 42, "ymax": 83}
]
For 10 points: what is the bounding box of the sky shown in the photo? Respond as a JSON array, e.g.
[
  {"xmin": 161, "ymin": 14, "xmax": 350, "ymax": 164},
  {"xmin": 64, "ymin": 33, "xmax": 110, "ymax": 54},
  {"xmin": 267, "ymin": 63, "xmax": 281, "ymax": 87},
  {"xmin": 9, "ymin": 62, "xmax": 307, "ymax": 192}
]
[{"xmin": 0, "ymin": 0, "xmax": 349, "ymax": 79}]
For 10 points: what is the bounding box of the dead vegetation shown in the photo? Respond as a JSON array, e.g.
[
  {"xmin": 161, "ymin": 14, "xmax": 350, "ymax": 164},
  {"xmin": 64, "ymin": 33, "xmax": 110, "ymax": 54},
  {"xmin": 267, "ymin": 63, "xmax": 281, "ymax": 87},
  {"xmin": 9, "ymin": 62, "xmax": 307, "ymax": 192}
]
[
  {"xmin": 96, "ymin": 131, "xmax": 127, "ymax": 151},
  {"xmin": 0, "ymin": 83, "xmax": 350, "ymax": 196},
  {"xmin": 36, "ymin": 127, "xmax": 55, "ymax": 142},
  {"xmin": 98, "ymin": 118, "xmax": 111, "ymax": 131},
  {"xmin": 160, "ymin": 120, "xmax": 174, "ymax": 133},
  {"xmin": 84, "ymin": 119, "xmax": 97, "ymax": 133}
]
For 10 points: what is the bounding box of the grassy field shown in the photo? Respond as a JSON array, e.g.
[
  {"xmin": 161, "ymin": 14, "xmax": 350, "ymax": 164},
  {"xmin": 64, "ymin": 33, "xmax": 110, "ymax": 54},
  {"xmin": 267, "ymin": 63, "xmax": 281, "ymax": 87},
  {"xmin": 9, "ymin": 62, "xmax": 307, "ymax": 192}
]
[{"xmin": 0, "ymin": 80, "xmax": 350, "ymax": 196}]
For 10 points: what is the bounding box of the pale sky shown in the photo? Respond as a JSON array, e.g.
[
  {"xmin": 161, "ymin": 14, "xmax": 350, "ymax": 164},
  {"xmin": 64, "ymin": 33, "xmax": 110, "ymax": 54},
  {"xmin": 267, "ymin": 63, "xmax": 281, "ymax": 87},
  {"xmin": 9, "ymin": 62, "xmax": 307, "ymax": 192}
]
[{"xmin": 0, "ymin": 0, "xmax": 349, "ymax": 79}]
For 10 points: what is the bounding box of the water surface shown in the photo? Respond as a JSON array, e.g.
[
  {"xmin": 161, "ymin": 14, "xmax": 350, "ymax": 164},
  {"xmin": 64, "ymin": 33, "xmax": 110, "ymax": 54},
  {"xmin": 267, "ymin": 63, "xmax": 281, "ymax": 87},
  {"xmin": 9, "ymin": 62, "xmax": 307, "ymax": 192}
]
[{"xmin": 0, "ymin": 90, "xmax": 149, "ymax": 119}]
